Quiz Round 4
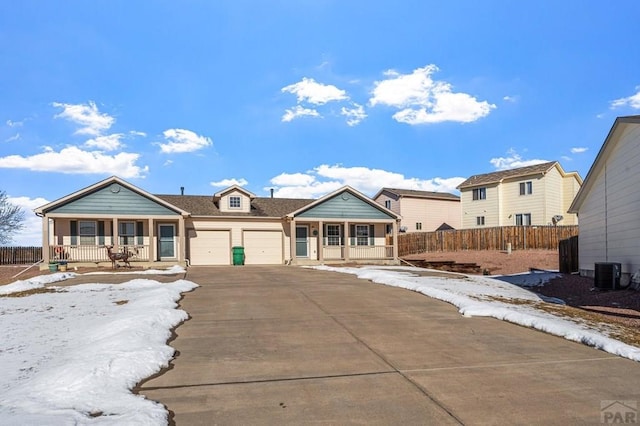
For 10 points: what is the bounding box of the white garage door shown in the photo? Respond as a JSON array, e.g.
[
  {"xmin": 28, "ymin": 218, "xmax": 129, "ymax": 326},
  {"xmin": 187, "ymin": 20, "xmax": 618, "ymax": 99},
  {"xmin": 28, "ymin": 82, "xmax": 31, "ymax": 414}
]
[
  {"xmin": 189, "ymin": 230, "xmax": 231, "ymax": 265},
  {"xmin": 243, "ymin": 230, "xmax": 283, "ymax": 265}
]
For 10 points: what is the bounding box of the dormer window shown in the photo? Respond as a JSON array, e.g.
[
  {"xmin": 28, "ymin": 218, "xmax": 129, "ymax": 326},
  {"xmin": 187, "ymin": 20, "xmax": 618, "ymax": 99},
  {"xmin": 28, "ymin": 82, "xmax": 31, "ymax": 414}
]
[{"xmin": 229, "ymin": 196, "xmax": 241, "ymax": 209}]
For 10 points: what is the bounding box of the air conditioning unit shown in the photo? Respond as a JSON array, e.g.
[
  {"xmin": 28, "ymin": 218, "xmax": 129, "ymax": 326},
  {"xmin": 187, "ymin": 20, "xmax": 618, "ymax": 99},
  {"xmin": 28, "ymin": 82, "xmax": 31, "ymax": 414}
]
[{"xmin": 594, "ymin": 262, "xmax": 621, "ymax": 290}]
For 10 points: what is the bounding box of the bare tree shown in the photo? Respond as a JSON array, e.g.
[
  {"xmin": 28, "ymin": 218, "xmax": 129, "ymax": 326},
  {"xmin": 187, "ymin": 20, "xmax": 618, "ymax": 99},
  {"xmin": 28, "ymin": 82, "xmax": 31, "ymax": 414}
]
[{"xmin": 0, "ymin": 191, "xmax": 25, "ymax": 245}]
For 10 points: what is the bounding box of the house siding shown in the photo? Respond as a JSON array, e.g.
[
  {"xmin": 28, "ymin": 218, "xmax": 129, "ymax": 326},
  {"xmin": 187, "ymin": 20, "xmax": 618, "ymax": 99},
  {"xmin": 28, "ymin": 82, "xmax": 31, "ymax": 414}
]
[
  {"xmin": 298, "ymin": 192, "xmax": 392, "ymax": 219},
  {"xmin": 460, "ymin": 184, "xmax": 499, "ymax": 228},
  {"xmin": 400, "ymin": 197, "xmax": 461, "ymax": 231},
  {"xmin": 562, "ymin": 176, "xmax": 580, "ymax": 225},
  {"xmin": 501, "ymin": 176, "xmax": 546, "ymax": 225},
  {"xmin": 374, "ymin": 192, "xmax": 401, "ymax": 215},
  {"xmin": 50, "ymin": 185, "xmax": 177, "ymax": 215},
  {"xmin": 218, "ymin": 190, "xmax": 252, "ymax": 213}
]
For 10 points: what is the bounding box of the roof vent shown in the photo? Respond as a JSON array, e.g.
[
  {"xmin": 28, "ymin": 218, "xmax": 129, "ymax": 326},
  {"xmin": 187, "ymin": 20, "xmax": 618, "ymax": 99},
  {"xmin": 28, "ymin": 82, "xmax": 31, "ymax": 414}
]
[{"xmin": 180, "ymin": 186, "xmax": 185, "ymax": 196}]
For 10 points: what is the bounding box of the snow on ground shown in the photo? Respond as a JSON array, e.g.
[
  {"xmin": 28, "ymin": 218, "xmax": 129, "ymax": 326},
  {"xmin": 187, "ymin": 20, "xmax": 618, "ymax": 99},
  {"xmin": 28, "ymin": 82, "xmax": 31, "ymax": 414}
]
[
  {"xmin": 314, "ymin": 265, "xmax": 640, "ymax": 362},
  {"xmin": 0, "ymin": 269, "xmax": 196, "ymax": 425}
]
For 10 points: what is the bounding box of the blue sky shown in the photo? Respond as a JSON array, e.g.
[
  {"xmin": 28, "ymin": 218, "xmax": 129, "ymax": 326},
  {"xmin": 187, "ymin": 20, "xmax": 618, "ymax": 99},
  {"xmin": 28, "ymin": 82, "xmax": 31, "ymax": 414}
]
[{"xmin": 2, "ymin": 1, "xmax": 640, "ymax": 245}]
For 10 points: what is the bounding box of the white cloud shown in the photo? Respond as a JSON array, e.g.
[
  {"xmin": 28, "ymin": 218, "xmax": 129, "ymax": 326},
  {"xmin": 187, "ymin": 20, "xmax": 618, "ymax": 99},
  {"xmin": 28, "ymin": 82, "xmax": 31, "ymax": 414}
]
[
  {"xmin": 281, "ymin": 78, "xmax": 348, "ymax": 105},
  {"xmin": 503, "ymin": 95, "xmax": 518, "ymax": 103},
  {"xmin": 5, "ymin": 133, "xmax": 20, "ymax": 142},
  {"xmin": 369, "ymin": 65, "xmax": 495, "ymax": 124},
  {"xmin": 340, "ymin": 103, "xmax": 367, "ymax": 126},
  {"xmin": 489, "ymin": 149, "xmax": 548, "ymax": 171},
  {"xmin": 610, "ymin": 87, "xmax": 640, "ymax": 109},
  {"xmin": 0, "ymin": 146, "xmax": 148, "ymax": 178},
  {"xmin": 561, "ymin": 156, "xmax": 572, "ymax": 162},
  {"xmin": 210, "ymin": 178, "xmax": 248, "ymax": 187},
  {"xmin": 7, "ymin": 195, "xmax": 49, "ymax": 246},
  {"xmin": 281, "ymin": 106, "xmax": 320, "ymax": 122},
  {"xmin": 157, "ymin": 129, "xmax": 212, "ymax": 154},
  {"xmin": 84, "ymin": 134, "xmax": 124, "ymax": 151},
  {"xmin": 53, "ymin": 101, "xmax": 115, "ymax": 136},
  {"xmin": 266, "ymin": 164, "xmax": 464, "ymax": 199},
  {"xmin": 570, "ymin": 147, "xmax": 588, "ymax": 154},
  {"xmin": 6, "ymin": 119, "xmax": 24, "ymax": 127}
]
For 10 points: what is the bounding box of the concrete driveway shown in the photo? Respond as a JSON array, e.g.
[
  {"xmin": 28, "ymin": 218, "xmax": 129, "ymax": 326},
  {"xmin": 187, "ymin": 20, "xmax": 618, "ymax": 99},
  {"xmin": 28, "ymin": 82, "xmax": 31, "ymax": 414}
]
[{"xmin": 137, "ymin": 266, "xmax": 640, "ymax": 425}]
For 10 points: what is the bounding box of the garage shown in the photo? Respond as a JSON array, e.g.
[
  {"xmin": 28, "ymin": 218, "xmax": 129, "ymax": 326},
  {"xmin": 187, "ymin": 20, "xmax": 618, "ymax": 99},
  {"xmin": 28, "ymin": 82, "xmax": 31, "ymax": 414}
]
[
  {"xmin": 243, "ymin": 230, "xmax": 283, "ymax": 265},
  {"xmin": 188, "ymin": 230, "xmax": 231, "ymax": 265}
]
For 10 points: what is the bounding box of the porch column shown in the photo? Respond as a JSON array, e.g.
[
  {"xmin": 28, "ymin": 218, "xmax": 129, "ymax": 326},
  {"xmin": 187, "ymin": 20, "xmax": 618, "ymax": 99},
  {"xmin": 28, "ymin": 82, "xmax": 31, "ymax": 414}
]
[
  {"xmin": 344, "ymin": 221, "xmax": 350, "ymax": 262},
  {"xmin": 318, "ymin": 220, "xmax": 324, "ymax": 263},
  {"xmin": 42, "ymin": 215, "xmax": 50, "ymax": 263},
  {"xmin": 178, "ymin": 216, "xmax": 186, "ymax": 265},
  {"xmin": 148, "ymin": 218, "xmax": 155, "ymax": 262},
  {"xmin": 289, "ymin": 218, "xmax": 296, "ymax": 265},
  {"xmin": 392, "ymin": 220, "xmax": 399, "ymax": 261}
]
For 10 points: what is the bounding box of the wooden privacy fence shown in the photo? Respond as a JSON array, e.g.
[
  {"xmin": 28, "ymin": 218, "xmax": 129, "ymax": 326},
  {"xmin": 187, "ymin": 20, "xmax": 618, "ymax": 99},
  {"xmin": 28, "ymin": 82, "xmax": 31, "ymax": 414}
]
[
  {"xmin": 0, "ymin": 246, "xmax": 43, "ymax": 265},
  {"xmin": 396, "ymin": 225, "xmax": 579, "ymax": 257},
  {"xmin": 558, "ymin": 235, "xmax": 579, "ymax": 273}
]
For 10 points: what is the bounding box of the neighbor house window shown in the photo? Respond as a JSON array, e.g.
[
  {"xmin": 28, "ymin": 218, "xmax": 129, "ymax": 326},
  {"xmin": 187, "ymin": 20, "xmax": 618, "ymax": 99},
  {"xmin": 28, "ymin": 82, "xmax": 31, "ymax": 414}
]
[
  {"xmin": 79, "ymin": 221, "xmax": 96, "ymax": 245},
  {"xmin": 355, "ymin": 224, "xmax": 370, "ymax": 246},
  {"xmin": 416, "ymin": 222, "xmax": 422, "ymax": 230},
  {"xmin": 515, "ymin": 213, "xmax": 532, "ymax": 226},
  {"xmin": 476, "ymin": 216, "xmax": 485, "ymax": 226},
  {"xmin": 326, "ymin": 224, "xmax": 341, "ymax": 246},
  {"xmin": 119, "ymin": 221, "xmax": 135, "ymax": 246},
  {"xmin": 472, "ymin": 187, "xmax": 486, "ymax": 200},
  {"xmin": 384, "ymin": 200, "xmax": 391, "ymax": 209},
  {"xmin": 229, "ymin": 196, "xmax": 241, "ymax": 208},
  {"xmin": 519, "ymin": 181, "xmax": 533, "ymax": 195}
]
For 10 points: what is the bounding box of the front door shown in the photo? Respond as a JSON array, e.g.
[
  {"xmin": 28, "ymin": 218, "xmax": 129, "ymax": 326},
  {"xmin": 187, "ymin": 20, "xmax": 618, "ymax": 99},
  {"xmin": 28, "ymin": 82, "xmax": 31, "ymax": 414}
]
[
  {"xmin": 158, "ymin": 224, "xmax": 176, "ymax": 259},
  {"xmin": 295, "ymin": 225, "xmax": 308, "ymax": 257}
]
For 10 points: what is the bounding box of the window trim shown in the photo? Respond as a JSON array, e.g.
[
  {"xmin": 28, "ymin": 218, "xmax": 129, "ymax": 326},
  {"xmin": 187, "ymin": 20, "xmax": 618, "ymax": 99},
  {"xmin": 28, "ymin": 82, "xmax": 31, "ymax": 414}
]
[
  {"xmin": 476, "ymin": 216, "xmax": 485, "ymax": 226},
  {"xmin": 355, "ymin": 224, "xmax": 370, "ymax": 246},
  {"xmin": 384, "ymin": 200, "xmax": 391, "ymax": 209},
  {"xmin": 325, "ymin": 224, "xmax": 342, "ymax": 246},
  {"xmin": 515, "ymin": 213, "xmax": 532, "ymax": 226},
  {"xmin": 79, "ymin": 220, "xmax": 97, "ymax": 246},
  {"xmin": 119, "ymin": 221, "xmax": 136, "ymax": 246},
  {"xmin": 472, "ymin": 187, "xmax": 486, "ymax": 201},
  {"xmin": 519, "ymin": 181, "xmax": 533, "ymax": 196},
  {"xmin": 228, "ymin": 195, "xmax": 241, "ymax": 209},
  {"xmin": 416, "ymin": 222, "xmax": 422, "ymax": 230}
]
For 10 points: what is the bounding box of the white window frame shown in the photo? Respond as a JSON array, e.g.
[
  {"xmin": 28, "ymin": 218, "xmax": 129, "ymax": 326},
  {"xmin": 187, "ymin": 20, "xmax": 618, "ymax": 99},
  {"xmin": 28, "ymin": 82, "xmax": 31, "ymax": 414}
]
[
  {"xmin": 355, "ymin": 224, "xmax": 370, "ymax": 246},
  {"xmin": 79, "ymin": 220, "xmax": 97, "ymax": 246},
  {"xmin": 325, "ymin": 224, "xmax": 341, "ymax": 246},
  {"xmin": 476, "ymin": 216, "xmax": 485, "ymax": 226},
  {"xmin": 229, "ymin": 196, "xmax": 241, "ymax": 209},
  {"xmin": 515, "ymin": 213, "xmax": 532, "ymax": 226},
  {"xmin": 384, "ymin": 200, "xmax": 391, "ymax": 209},
  {"xmin": 119, "ymin": 221, "xmax": 136, "ymax": 246},
  {"xmin": 416, "ymin": 222, "xmax": 422, "ymax": 230},
  {"xmin": 519, "ymin": 181, "xmax": 533, "ymax": 196},
  {"xmin": 472, "ymin": 187, "xmax": 486, "ymax": 201}
]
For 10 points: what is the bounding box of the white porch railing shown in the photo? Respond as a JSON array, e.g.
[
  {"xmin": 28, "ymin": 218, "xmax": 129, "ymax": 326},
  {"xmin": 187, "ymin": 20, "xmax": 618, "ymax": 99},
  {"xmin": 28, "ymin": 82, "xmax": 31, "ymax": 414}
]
[
  {"xmin": 49, "ymin": 245, "xmax": 151, "ymax": 263},
  {"xmin": 322, "ymin": 245, "xmax": 394, "ymax": 260}
]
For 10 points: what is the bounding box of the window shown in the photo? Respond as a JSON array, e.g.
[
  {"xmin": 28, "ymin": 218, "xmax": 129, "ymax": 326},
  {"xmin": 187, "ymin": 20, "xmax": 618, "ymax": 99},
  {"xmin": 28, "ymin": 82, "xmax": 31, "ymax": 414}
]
[
  {"xmin": 519, "ymin": 181, "xmax": 533, "ymax": 195},
  {"xmin": 119, "ymin": 221, "xmax": 136, "ymax": 246},
  {"xmin": 79, "ymin": 221, "xmax": 96, "ymax": 245},
  {"xmin": 326, "ymin": 224, "xmax": 341, "ymax": 246},
  {"xmin": 515, "ymin": 213, "xmax": 532, "ymax": 226},
  {"xmin": 416, "ymin": 222, "xmax": 422, "ymax": 230},
  {"xmin": 229, "ymin": 196, "xmax": 241, "ymax": 208},
  {"xmin": 384, "ymin": 200, "xmax": 391, "ymax": 209},
  {"xmin": 355, "ymin": 224, "xmax": 370, "ymax": 246},
  {"xmin": 472, "ymin": 187, "xmax": 486, "ymax": 200},
  {"xmin": 476, "ymin": 216, "xmax": 485, "ymax": 226}
]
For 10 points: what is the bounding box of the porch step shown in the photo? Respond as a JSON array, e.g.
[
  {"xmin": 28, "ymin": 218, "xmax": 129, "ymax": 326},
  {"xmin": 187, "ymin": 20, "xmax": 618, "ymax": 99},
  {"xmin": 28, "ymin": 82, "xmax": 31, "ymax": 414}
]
[{"xmin": 403, "ymin": 259, "xmax": 483, "ymax": 274}]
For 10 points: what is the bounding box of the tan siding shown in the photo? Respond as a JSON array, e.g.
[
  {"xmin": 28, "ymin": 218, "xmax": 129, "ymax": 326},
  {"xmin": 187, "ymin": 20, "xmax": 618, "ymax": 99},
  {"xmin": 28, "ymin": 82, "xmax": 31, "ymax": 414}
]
[
  {"xmin": 219, "ymin": 190, "xmax": 252, "ymax": 213},
  {"xmin": 374, "ymin": 192, "xmax": 400, "ymax": 215},
  {"xmin": 501, "ymin": 177, "xmax": 546, "ymax": 225},
  {"xmin": 562, "ymin": 176, "xmax": 581, "ymax": 225},
  {"xmin": 460, "ymin": 185, "xmax": 499, "ymax": 228},
  {"xmin": 399, "ymin": 198, "xmax": 461, "ymax": 231}
]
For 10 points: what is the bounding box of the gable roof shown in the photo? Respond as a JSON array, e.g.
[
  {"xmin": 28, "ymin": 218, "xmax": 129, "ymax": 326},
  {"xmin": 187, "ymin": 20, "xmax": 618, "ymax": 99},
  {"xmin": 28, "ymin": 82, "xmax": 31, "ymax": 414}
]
[
  {"xmin": 374, "ymin": 187, "xmax": 460, "ymax": 201},
  {"xmin": 287, "ymin": 186, "xmax": 399, "ymax": 219},
  {"xmin": 213, "ymin": 185, "xmax": 256, "ymax": 200},
  {"xmin": 34, "ymin": 176, "xmax": 189, "ymax": 216},
  {"xmin": 156, "ymin": 194, "xmax": 314, "ymax": 217},
  {"xmin": 457, "ymin": 161, "xmax": 581, "ymax": 189},
  {"xmin": 568, "ymin": 115, "xmax": 640, "ymax": 213}
]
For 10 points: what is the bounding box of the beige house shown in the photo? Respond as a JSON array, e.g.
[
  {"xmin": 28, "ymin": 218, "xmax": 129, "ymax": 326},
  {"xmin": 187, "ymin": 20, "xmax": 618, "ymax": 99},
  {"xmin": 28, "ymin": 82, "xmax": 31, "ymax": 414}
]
[
  {"xmin": 457, "ymin": 161, "xmax": 582, "ymax": 228},
  {"xmin": 34, "ymin": 176, "xmax": 401, "ymax": 269},
  {"xmin": 568, "ymin": 115, "xmax": 640, "ymax": 281},
  {"xmin": 373, "ymin": 188, "xmax": 461, "ymax": 232}
]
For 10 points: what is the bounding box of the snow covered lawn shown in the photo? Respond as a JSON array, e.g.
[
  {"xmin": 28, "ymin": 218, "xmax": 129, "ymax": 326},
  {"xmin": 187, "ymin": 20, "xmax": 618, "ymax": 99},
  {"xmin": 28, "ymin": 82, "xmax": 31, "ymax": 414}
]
[
  {"xmin": 0, "ymin": 268, "xmax": 197, "ymax": 425},
  {"xmin": 314, "ymin": 265, "xmax": 640, "ymax": 362}
]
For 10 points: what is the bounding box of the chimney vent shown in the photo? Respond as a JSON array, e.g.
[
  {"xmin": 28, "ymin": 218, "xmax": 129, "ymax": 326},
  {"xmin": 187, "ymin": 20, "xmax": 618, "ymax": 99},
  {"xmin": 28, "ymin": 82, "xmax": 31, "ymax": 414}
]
[
  {"xmin": 180, "ymin": 186, "xmax": 184, "ymax": 196},
  {"xmin": 270, "ymin": 188, "xmax": 274, "ymax": 198}
]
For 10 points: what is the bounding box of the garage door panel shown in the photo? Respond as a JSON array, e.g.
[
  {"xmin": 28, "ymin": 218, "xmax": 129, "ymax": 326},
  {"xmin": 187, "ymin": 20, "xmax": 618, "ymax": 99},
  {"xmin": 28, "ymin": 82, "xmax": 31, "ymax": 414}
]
[
  {"xmin": 243, "ymin": 231, "xmax": 283, "ymax": 265},
  {"xmin": 189, "ymin": 230, "xmax": 231, "ymax": 265}
]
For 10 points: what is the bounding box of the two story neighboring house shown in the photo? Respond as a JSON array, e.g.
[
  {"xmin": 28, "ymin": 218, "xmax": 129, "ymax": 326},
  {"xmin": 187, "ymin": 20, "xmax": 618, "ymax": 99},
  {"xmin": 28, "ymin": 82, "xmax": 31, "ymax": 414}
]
[
  {"xmin": 373, "ymin": 188, "xmax": 461, "ymax": 232},
  {"xmin": 457, "ymin": 161, "xmax": 582, "ymax": 228}
]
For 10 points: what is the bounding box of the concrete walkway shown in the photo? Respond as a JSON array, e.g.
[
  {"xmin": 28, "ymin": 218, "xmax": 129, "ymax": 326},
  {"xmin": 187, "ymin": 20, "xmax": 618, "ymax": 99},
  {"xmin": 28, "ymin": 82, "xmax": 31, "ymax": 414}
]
[{"xmin": 136, "ymin": 266, "xmax": 640, "ymax": 425}]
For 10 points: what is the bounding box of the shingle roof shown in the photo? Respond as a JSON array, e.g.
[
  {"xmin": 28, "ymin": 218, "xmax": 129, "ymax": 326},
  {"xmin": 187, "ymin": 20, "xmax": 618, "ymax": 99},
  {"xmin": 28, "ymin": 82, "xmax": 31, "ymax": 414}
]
[
  {"xmin": 155, "ymin": 194, "xmax": 314, "ymax": 217},
  {"xmin": 380, "ymin": 188, "xmax": 460, "ymax": 201},
  {"xmin": 457, "ymin": 161, "xmax": 558, "ymax": 189}
]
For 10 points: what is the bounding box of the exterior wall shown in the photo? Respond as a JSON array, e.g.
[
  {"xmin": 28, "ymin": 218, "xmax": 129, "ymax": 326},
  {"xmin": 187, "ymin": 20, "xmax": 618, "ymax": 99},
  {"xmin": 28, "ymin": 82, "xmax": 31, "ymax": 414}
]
[
  {"xmin": 460, "ymin": 184, "xmax": 500, "ymax": 228},
  {"xmin": 374, "ymin": 192, "xmax": 401, "ymax": 215},
  {"xmin": 299, "ymin": 192, "xmax": 391, "ymax": 219},
  {"xmin": 218, "ymin": 190, "xmax": 252, "ymax": 213},
  {"xmin": 562, "ymin": 175, "xmax": 581, "ymax": 225},
  {"xmin": 578, "ymin": 124, "xmax": 640, "ymax": 276},
  {"xmin": 399, "ymin": 198, "xmax": 461, "ymax": 231},
  {"xmin": 501, "ymin": 176, "xmax": 546, "ymax": 225}
]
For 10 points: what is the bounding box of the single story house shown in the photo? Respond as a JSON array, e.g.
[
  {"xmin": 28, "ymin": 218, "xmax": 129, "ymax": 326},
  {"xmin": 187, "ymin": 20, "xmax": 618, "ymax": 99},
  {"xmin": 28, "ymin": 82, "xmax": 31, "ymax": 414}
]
[
  {"xmin": 568, "ymin": 115, "xmax": 640, "ymax": 283},
  {"xmin": 34, "ymin": 176, "xmax": 401, "ymax": 269}
]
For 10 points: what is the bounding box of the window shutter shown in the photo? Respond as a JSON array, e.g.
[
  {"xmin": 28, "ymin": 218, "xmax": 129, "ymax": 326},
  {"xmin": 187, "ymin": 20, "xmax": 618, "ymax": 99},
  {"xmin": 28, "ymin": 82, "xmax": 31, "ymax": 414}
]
[
  {"xmin": 98, "ymin": 221, "xmax": 105, "ymax": 245},
  {"xmin": 136, "ymin": 221, "xmax": 144, "ymax": 245},
  {"xmin": 70, "ymin": 221, "xmax": 77, "ymax": 245},
  {"xmin": 369, "ymin": 224, "xmax": 375, "ymax": 246},
  {"xmin": 340, "ymin": 224, "xmax": 345, "ymax": 246},
  {"xmin": 350, "ymin": 224, "xmax": 355, "ymax": 246}
]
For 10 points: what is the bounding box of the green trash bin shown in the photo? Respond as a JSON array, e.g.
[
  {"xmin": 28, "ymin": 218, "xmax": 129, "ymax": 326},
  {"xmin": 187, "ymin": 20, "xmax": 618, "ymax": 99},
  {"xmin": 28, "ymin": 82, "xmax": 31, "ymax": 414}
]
[{"xmin": 232, "ymin": 246, "xmax": 245, "ymax": 265}]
